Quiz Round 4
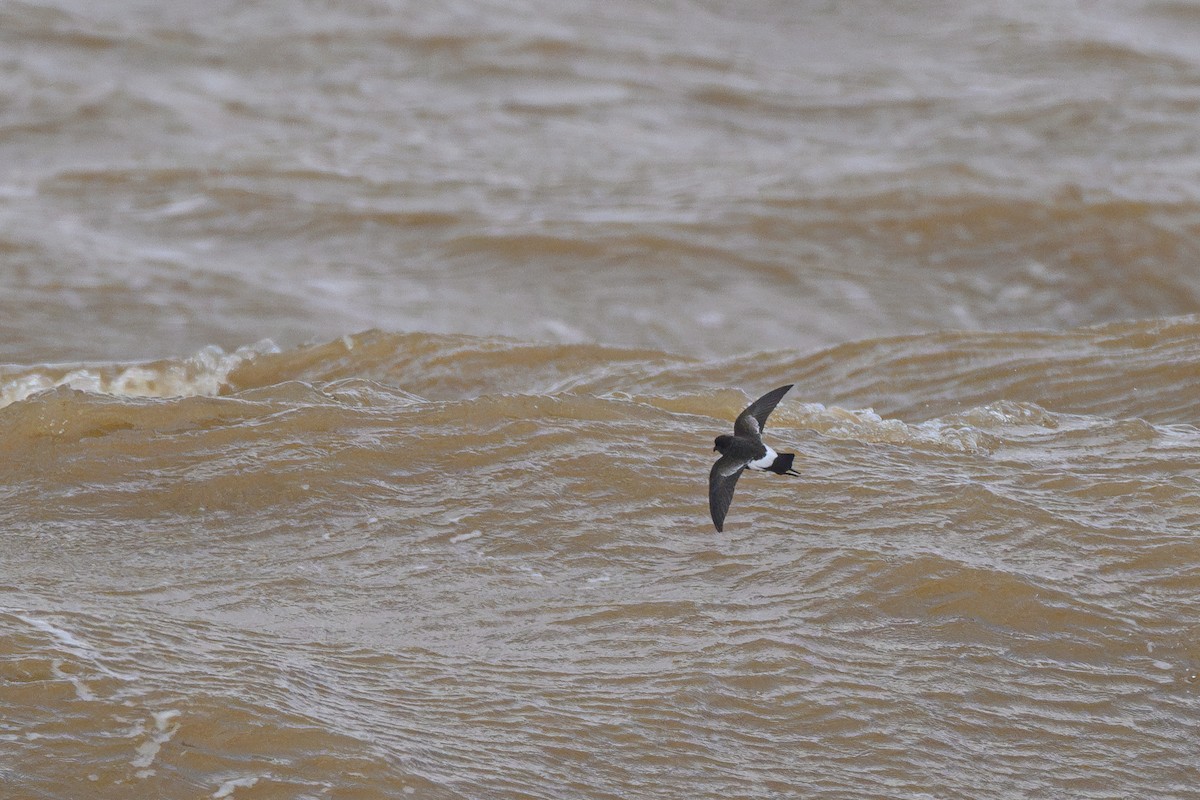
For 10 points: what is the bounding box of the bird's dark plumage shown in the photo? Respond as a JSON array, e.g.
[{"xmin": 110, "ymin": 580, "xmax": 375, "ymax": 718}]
[
  {"xmin": 708, "ymin": 384, "xmax": 799, "ymax": 532},
  {"xmin": 733, "ymin": 383, "xmax": 792, "ymax": 438}
]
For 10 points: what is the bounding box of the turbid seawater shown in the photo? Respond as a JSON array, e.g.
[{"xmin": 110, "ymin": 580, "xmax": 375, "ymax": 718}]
[{"xmin": 3, "ymin": 1, "xmax": 1200, "ymax": 797}]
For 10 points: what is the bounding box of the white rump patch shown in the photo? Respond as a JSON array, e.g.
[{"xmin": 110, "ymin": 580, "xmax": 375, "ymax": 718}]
[{"xmin": 748, "ymin": 445, "xmax": 777, "ymax": 470}]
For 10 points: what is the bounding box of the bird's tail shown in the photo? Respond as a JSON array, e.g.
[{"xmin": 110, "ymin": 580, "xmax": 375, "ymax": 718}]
[{"xmin": 767, "ymin": 452, "xmax": 801, "ymax": 476}]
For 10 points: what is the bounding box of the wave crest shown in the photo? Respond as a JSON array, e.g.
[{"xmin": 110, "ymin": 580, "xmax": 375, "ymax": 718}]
[{"xmin": 0, "ymin": 341, "xmax": 278, "ymax": 409}]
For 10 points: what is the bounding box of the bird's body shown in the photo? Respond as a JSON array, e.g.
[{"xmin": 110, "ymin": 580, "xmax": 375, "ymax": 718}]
[{"xmin": 708, "ymin": 384, "xmax": 799, "ymax": 532}]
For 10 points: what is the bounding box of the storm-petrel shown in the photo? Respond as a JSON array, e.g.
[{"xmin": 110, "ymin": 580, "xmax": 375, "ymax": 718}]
[{"xmin": 709, "ymin": 384, "xmax": 800, "ymax": 532}]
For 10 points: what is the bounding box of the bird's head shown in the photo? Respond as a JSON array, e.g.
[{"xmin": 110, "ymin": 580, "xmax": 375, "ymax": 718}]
[{"xmin": 713, "ymin": 434, "xmax": 733, "ymax": 453}]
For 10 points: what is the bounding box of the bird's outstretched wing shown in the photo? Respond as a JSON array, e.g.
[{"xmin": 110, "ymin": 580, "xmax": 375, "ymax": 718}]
[
  {"xmin": 733, "ymin": 384, "xmax": 794, "ymax": 438},
  {"xmin": 709, "ymin": 454, "xmax": 748, "ymax": 532}
]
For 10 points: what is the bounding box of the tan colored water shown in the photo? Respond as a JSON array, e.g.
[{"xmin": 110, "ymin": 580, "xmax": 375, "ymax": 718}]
[{"xmin": 4, "ymin": 2, "xmax": 1200, "ymax": 798}]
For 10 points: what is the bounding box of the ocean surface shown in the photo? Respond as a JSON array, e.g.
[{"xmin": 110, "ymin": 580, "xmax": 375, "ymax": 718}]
[{"xmin": 4, "ymin": 1, "xmax": 1200, "ymax": 798}]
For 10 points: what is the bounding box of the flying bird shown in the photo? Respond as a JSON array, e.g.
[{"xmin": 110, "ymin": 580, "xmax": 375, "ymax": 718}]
[{"xmin": 709, "ymin": 384, "xmax": 800, "ymax": 532}]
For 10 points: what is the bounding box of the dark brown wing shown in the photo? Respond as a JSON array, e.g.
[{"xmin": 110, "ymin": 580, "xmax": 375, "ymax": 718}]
[
  {"xmin": 709, "ymin": 454, "xmax": 747, "ymax": 532},
  {"xmin": 733, "ymin": 384, "xmax": 794, "ymax": 438}
]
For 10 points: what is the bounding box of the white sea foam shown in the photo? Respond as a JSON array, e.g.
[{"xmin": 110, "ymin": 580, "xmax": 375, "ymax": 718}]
[
  {"xmin": 793, "ymin": 402, "xmax": 998, "ymax": 454},
  {"xmin": 50, "ymin": 660, "xmax": 96, "ymax": 702},
  {"xmin": 0, "ymin": 340, "xmax": 279, "ymax": 409},
  {"xmin": 213, "ymin": 776, "xmax": 261, "ymax": 798},
  {"xmin": 131, "ymin": 709, "xmax": 182, "ymax": 778},
  {"xmin": 11, "ymin": 612, "xmax": 135, "ymax": 681},
  {"xmin": 15, "ymin": 613, "xmax": 91, "ymax": 653}
]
